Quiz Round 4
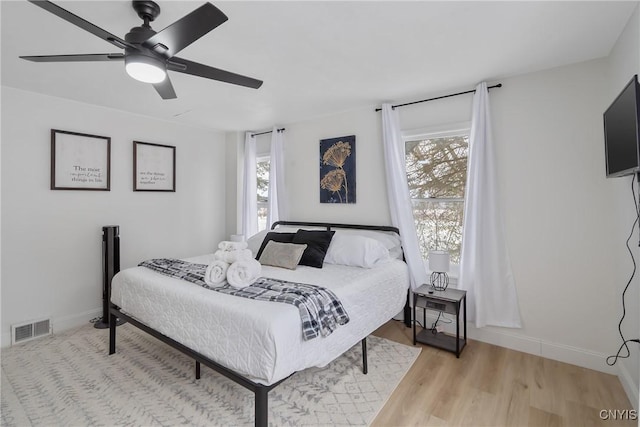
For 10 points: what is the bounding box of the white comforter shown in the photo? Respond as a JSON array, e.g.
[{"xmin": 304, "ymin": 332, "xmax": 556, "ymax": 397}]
[{"xmin": 111, "ymin": 255, "xmax": 409, "ymax": 385}]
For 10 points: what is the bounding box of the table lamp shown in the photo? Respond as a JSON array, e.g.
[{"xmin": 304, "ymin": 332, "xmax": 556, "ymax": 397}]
[{"xmin": 429, "ymin": 250, "xmax": 450, "ymax": 291}]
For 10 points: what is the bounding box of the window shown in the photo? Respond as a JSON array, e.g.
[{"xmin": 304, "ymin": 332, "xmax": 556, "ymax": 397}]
[
  {"xmin": 256, "ymin": 156, "xmax": 270, "ymax": 231},
  {"xmin": 405, "ymin": 127, "xmax": 469, "ymax": 264}
]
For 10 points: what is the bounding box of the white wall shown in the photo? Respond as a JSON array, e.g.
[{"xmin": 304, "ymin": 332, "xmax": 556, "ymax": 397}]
[
  {"xmin": 490, "ymin": 58, "xmax": 621, "ymax": 358},
  {"xmin": 1, "ymin": 87, "xmax": 227, "ymax": 347},
  {"xmin": 605, "ymin": 3, "xmax": 640, "ymax": 409},
  {"xmin": 225, "ymin": 131, "xmax": 243, "ymax": 238},
  {"xmin": 284, "ymin": 109, "xmax": 393, "ymax": 226},
  {"xmin": 398, "ymin": 60, "xmax": 624, "ymax": 370},
  {"xmin": 227, "ymin": 111, "xmax": 396, "ymax": 229},
  {"xmin": 226, "ymin": 57, "xmax": 635, "ymax": 379}
]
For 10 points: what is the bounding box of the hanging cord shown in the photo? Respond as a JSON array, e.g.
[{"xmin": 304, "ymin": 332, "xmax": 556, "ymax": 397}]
[
  {"xmin": 396, "ymin": 312, "xmax": 452, "ymax": 330},
  {"xmin": 429, "ymin": 312, "xmax": 452, "ymax": 333},
  {"xmin": 393, "ymin": 316, "xmax": 426, "ymax": 328},
  {"xmin": 430, "ymin": 312, "xmax": 443, "ymax": 334},
  {"xmin": 607, "ymin": 174, "xmax": 640, "ymax": 366}
]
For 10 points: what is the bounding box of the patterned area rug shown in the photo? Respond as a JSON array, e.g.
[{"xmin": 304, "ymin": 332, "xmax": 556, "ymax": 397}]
[{"xmin": 1, "ymin": 323, "xmax": 420, "ymax": 426}]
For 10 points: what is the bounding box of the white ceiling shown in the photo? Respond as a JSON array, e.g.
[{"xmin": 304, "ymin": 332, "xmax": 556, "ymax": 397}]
[{"xmin": 1, "ymin": 1, "xmax": 637, "ymax": 132}]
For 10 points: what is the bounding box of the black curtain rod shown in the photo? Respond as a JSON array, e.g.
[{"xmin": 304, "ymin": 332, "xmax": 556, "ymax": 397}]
[
  {"xmin": 251, "ymin": 127, "xmax": 286, "ymax": 137},
  {"xmin": 374, "ymin": 83, "xmax": 502, "ymax": 112}
]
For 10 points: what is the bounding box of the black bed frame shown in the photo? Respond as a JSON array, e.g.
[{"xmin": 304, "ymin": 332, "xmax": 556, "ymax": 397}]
[{"xmin": 108, "ymin": 220, "xmax": 411, "ymax": 427}]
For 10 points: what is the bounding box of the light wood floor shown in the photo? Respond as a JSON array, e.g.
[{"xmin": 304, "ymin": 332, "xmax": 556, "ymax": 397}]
[{"xmin": 371, "ymin": 320, "xmax": 635, "ymax": 426}]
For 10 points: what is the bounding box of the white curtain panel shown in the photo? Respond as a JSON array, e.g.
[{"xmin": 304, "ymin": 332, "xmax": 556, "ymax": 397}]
[
  {"xmin": 381, "ymin": 104, "xmax": 429, "ymax": 291},
  {"xmin": 242, "ymin": 132, "xmax": 258, "ymax": 238},
  {"xmin": 459, "ymin": 82, "xmax": 522, "ymax": 328},
  {"xmin": 267, "ymin": 126, "xmax": 287, "ymax": 226}
]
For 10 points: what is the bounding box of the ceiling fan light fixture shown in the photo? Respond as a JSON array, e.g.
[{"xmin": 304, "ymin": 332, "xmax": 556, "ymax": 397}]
[
  {"xmin": 21, "ymin": 1, "xmax": 263, "ymax": 99},
  {"xmin": 125, "ymin": 54, "xmax": 166, "ymax": 84}
]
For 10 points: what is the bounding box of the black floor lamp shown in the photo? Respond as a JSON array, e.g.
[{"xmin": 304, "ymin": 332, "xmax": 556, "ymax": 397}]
[{"xmin": 94, "ymin": 225, "xmax": 126, "ymax": 329}]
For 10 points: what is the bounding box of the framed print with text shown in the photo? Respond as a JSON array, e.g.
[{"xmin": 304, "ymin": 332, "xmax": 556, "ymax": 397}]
[
  {"xmin": 51, "ymin": 129, "xmax": 111, "ymax": 191},
  {"xmin": 133, "ymin": 141, "xmax": 176, "ymax": 192}
]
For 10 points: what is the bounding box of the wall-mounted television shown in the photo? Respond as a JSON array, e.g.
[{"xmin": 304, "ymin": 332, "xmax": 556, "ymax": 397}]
[{"xmin": 604, "ymin": 75, "xmax": 640, "ymax": 178}]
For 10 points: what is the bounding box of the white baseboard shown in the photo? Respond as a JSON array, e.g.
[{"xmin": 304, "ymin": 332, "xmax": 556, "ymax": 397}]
[
  {"xmin": 420, "ymin": 311, "xmax": 617, "ymax": 375},
  {"xmin": 1, "ymin": 331, "xmax": 10, "ymax": 348},
  {"xmin": 54, "ymin": 307, "xmax": 103, "ymax": 334},
  {"xmin": 617, "ymin": 361, "xmax": 640, "ymax": 410},
  {"xmin": 1, "ymin": 307, "xmax": 102, "ymax": 349}
]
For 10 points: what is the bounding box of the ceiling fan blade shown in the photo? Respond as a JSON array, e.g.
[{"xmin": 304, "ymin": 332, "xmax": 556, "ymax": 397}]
[
  {"xmin": 142, "ymin": 3, "xmax": 228, "ymax": 59},
  {"xmin": 27, "ymin": 0, "xmax": 133, "ymax": 50},
  {"xmin": 20, "ymin": 53, "xmax": 125, "ymax": 62},
  {"xmin": 153, "ymin": 77, "xmax": 177, "ymax": 100},
  {"xmin": 168, "ymin": 57, "xmax": 263, "ymax": 89}
]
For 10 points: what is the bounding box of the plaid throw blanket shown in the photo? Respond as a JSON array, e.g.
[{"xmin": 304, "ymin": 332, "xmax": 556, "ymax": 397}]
[{"xmin": 138, "ymin": 258, "xmax": 350, "ymax": 341}]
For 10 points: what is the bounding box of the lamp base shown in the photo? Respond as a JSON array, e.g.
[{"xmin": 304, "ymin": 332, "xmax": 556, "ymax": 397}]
[
  {"xmin": 430, "ymin": 272, "xmax": 449, "ymax": 291},
  {"xmin": 93, "ymin": 317, "xmax": 126, "ymax": 329}
]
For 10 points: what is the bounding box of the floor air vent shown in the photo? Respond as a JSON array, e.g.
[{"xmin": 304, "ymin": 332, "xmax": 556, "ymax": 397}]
[{"xmin": 11, "ymin": 319, "xmax": 51, "ymax": 345}]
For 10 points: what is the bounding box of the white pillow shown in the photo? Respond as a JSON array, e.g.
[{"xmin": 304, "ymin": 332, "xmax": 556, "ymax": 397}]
[
  {"xmin": 324, "ymin": 234, "xmax": 390, "ymax": 268},
  {"xmin": 330, "ymin": 229, "xmax": 403, "ymax": 260},
  {"xmin": 246, "ymin": 230, "xmax": 269, "ymax": 257}
]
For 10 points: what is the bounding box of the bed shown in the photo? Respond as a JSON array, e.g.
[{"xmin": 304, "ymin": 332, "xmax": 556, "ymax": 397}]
[{"xmin": 108, "ymin": 221, "xmax": 410, "ymax": 427}]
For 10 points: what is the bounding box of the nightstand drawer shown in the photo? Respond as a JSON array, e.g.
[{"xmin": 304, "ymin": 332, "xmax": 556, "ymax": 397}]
[{"xmin": 415, "ymin": 295, "xmax": 457, "ymax": 315}]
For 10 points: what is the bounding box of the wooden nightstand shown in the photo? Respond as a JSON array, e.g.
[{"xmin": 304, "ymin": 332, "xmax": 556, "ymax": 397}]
[{"xmin": 412, "ymin": 284, "xmax": 467, "ymax": 357}]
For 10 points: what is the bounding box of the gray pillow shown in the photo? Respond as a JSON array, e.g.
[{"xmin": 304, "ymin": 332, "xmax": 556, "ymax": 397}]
[{"xmin": 258, "ymin": 241, "xmax": 308, "ymax": 270}]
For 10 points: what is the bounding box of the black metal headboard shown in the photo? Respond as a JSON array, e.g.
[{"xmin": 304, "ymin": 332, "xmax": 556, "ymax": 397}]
[{"xmin": 271, "ymin": 220, "xmax": 400, "ymax": 236}]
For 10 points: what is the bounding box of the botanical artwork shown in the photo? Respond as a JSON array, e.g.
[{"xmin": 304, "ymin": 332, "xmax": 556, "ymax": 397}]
[{"xmin": 320, "ymin": 135, "xmax": 356, "ymax": 203}]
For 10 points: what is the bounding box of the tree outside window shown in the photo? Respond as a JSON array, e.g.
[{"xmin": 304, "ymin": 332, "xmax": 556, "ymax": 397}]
[
  {"xmin": 405, "ymin": 133, "xmax": 468, "ymax": 264},
  {"xmin": 256, "ymin": 157, "xmax": 270, "ymax": 231}
]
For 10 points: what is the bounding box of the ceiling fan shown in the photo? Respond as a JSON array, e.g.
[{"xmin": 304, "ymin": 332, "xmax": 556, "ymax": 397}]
[{"xmin": 19, "ymin": 0, "xmax": 263, "ymax": 99}]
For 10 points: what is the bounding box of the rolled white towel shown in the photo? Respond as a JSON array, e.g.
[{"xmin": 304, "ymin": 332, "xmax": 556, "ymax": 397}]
[
  {"xmin": 226, "ymin": 259, "xmax": 261, "ymax": 289},
  {"xmin": 204, "ymin": 260, "xmax": 229, "ymax": 286},
  {"xmin": 214, "ymin": 249, "xmax": 253, "ymax": 264},
  {"xmin": 218, "ymin": 240, "xmax": 248, "ymax": 251}
]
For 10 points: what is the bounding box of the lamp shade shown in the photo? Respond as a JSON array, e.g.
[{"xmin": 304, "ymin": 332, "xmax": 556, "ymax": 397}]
[{"xmin": 429, "ymin": 251, "xmax": 450, "ymax": 272}]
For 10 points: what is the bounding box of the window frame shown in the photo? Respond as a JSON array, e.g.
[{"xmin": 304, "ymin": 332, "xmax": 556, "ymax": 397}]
[
  {"xmin": 256, "ymin": 155, "xmax": 270, "ymax": 231},
  {"xmin": 403, "ymin": 121, "xmax": 470, "ymax": 275}
]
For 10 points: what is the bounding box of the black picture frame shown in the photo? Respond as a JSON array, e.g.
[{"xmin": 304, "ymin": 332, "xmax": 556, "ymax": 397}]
[
  {"xmin": 133, "ymin": 141, "xmax": 176, "ymax": 192},
  {"xmin": 51, "ymin": 129, "xmax": 111, "ymax": 191},
  {"xmin": 320, "ymin": 135, "xmax": 356, "ymax": 203}
]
